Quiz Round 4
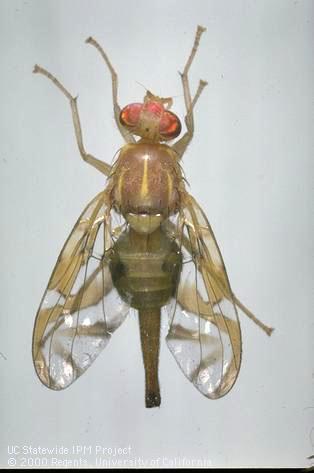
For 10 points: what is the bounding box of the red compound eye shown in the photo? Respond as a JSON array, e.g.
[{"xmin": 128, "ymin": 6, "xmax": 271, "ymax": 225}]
[
  {"xmin": 120, "ymin": 103, "xmax": 143, "ymax": 127},
  {"xmin": 159, "ymin": 111, "xmax": 182, "ymax": 139}
]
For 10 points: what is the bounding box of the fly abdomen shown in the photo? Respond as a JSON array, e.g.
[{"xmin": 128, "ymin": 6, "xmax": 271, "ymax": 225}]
[
  {"xmin": 138, "ymin": 308, "xmax": 161, "ymax": 408},
  {"xmin": 109, "ymin": 225, "xmax": 182, "ymax": 408},
  {"xmin": 109, "ymin": 226, "xmax": 182, "ymax": 311}
]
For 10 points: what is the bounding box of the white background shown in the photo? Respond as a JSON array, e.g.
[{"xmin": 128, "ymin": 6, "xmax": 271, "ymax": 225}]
[{"xmin": 0, "ymin": 0, "xmax": 313, "ymax": 469}]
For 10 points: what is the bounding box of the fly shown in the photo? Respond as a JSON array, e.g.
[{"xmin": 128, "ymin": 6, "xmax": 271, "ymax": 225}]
[{"xmin": 32, "ymin": 26, "xmax": 273, "ymax": 408}]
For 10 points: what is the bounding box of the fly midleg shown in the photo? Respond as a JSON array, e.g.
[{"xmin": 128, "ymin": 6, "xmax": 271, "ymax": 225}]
[
  {"xmin": 33, "ymin": 65, "xmax": 112, "ymax": 176},
  {"xmin": 109, "ymin": 225, "xmax": 182, "ymax": 407}
]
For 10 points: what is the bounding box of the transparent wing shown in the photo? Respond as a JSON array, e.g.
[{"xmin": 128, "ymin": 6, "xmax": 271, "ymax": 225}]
[
  {"xmin": 166, "ymin": 194, "xmax": 242, "ymax": 399},
  {"xmin": 32, "ymin": 191, "xmax": 129, "ymax": 390}
]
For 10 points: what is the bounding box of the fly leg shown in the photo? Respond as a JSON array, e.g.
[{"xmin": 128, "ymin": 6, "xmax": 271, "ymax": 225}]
[
  {"xmin": 86, "ymin": 37, "xmax": 135, "ymax": 144},
  {"xmin": 176, "ymin": 281, "xmax": 273, "ymax": 336},
  {"xmin": 33, "ymin": 65, "xmax": 111, "ymax": 176},
  {"xmin": 172, "ymin": 25, "xmax": 208, "ymax": 160},
  {"xmin": 165, "ymin": 220, "xmax": 274, "ymax": 336}
]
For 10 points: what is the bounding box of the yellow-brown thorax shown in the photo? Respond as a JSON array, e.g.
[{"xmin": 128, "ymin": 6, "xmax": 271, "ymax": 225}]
[{"xmin": 108, "ymin": 142, "xmax": 184, "ymax": 233}]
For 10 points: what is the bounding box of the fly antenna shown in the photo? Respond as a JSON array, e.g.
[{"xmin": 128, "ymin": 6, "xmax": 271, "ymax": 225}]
[{"xmin": 136, "ymin": 80, "xmax": 149, "ymax": 92}]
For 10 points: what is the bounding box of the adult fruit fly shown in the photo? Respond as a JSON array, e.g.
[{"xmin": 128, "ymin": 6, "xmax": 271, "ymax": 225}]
[{"xmin": 33, "ymin": 26, "xmax": 273, "ymax": 408}]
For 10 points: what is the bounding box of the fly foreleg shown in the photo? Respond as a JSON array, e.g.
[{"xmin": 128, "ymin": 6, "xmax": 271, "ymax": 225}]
[
  {"xmin": 86, "ymin": 37, "xmax": 135, "ymax": 145},
  {"xmin": 33, "ymin": 65, "xmax": 111, "ymax": 176},
  {"xmin": 172, "ymin": 25, "xmax": 208, "ymax": 160}
]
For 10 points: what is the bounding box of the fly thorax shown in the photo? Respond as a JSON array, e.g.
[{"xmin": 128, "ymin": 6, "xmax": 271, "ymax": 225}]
[{"xmin": 111, "ymin": 143, "xmax": 182, "ymax": 229}]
